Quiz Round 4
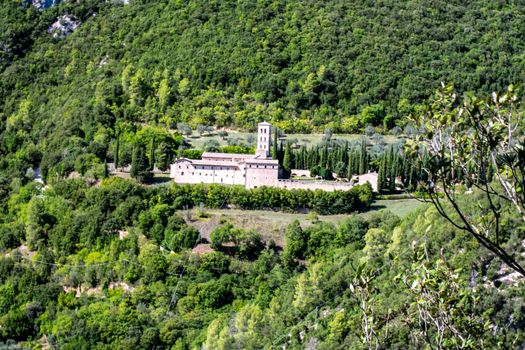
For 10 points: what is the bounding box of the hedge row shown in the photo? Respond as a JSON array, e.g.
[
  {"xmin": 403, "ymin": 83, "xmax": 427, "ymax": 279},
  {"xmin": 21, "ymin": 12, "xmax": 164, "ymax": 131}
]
[{"xmin": 166, "ymin": 183, "xmax": 373, "ymax": 215}]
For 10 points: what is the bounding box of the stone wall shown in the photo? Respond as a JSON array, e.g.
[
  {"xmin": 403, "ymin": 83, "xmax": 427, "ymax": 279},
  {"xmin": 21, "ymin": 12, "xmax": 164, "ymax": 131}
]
[{"xmin": 276, "ymin": 179, "xmax": 355, "ymax": 192}]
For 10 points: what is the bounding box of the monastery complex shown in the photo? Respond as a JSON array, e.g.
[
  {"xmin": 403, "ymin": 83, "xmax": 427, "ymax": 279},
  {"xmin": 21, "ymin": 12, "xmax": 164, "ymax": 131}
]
[{"xmin": 170, "ymin": 122, "xmax": 377, "ymax": 192}]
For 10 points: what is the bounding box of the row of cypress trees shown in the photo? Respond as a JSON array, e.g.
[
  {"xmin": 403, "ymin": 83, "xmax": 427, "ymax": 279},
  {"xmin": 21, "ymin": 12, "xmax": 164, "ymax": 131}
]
[{"xmin": 270, "ymin": 127, "xmax": 431, "ymax": 192}]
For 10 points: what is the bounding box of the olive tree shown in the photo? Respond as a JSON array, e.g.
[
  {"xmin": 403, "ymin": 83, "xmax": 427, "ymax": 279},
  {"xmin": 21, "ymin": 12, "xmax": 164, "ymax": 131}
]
[{"xmin": 407, "ymin": 84, "xmax": 525, "ymax": 276}]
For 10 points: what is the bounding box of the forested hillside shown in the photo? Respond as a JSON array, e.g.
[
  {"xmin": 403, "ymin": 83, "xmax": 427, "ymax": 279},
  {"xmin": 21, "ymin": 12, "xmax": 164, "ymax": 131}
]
[
  {"xmin": 1, "ymin": 1, "xmax": 525, "ymax": 348},
  {"xmin": 2, "ymin": 0, "xmax": 525, "ymax": 175},
  {"xmin": 0, "ymin": 178, "xmax": 524, "ymax": 348}
]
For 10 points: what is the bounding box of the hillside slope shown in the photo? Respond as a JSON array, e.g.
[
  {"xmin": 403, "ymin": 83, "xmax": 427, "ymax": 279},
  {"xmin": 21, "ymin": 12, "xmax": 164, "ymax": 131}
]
[{"xmin": 1, "ymin": 0, "xmax": 524, "ymax": 178}]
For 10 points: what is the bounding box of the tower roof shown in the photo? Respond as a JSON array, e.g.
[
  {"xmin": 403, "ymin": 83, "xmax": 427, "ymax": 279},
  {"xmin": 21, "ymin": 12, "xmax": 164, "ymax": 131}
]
[{"xmin": 258, "ymin": 121, "xmax": 271, "ymax": 126}]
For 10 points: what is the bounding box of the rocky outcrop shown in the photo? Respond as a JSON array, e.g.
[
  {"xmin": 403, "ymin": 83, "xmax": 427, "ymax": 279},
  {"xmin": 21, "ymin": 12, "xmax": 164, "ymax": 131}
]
[
  {"xmin": 48, "ymin": 15, "xmax": 80, "ymax": 38},
  {"xmin": 28, "ymin": 0, "xmax": 63, "ymax": 10}
]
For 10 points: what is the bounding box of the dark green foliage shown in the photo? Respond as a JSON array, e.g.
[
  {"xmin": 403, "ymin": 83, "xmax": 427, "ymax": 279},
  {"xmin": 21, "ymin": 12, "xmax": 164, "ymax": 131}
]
[
  {"xmin": 199, "ymin": 252, "xmax": 230, "ymax": 277},
  {"xmin": 310, "ymin": 165, "xmax": 335, "ymax": 180},
  {"xmin": 210, "ymin": 223, "xmax": 265, "ymax": 259},
  {"xmin": 282, "ymin": 142, "xmax": 293, "ymax": 178},
  {"xmin": 1, "ymin": 0, "xmax": 524, "ymax": 191},
  {"xmin": 163, "ymin": 225, "xmax": 200, "ymax": 252},
  {"xmin": 169, "ymin": 182, "xmax": 372, "ymax": 215},
  {"xmin": 130, "ymin": 143, "xmax": 151, "ymax": 183},
  {"xmin": 336, "ymin": 215, "xmax": 368, "ymax": 247},
  {"xmin": 283, "ymin": 220, "xmax": 307, "ymax": 261}
]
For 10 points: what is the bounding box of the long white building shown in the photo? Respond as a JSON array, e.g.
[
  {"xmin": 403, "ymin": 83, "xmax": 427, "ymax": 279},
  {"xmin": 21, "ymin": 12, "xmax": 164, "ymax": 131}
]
[
  {"xmin": 170, "ymin": 122, "xmax": 377, "ymax": 192},
  {"xmin": 170, "ymin": 122, "xmax": 280, "ymax": 189}
]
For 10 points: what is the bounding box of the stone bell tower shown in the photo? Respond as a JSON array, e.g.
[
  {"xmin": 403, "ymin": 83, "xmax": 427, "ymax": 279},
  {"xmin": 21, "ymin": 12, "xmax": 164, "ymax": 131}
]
[{"xmin": 255, "ymin": 121, "xmax": 272, "ymax": 158}]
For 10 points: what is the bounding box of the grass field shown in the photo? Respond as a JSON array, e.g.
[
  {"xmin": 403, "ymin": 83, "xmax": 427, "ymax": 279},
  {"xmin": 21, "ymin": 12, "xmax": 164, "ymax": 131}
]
[{"xmin": 188, "ymin": 198, "xmax": 426, "ymax": 247}]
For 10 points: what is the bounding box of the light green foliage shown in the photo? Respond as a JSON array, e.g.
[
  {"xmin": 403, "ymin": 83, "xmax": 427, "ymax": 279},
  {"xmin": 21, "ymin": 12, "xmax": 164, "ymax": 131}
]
[
  {"xmin": 292, "ymin": 262, "xmax": 324, "ymax": 313},
  {"xmin": 1, "ymin": 0, "xmax": 524, "ymax": 191},
  {"xmin": 0, "ymin": 176, "xmax": 521, "ymax": 348},
  {"xmin": 361, "ymin": 228, "xmax": 390, "ymax": 265},
  {"xmin": 0, "ymin": 9, "xmax": 523, "ymax": 340},
  {"xmin": 138, "ymin": 243, "xmax": 167, "ymax": 283},
  {"xmin": 283, "ymin": 220, "xmax": 307, "ymax": 261}
]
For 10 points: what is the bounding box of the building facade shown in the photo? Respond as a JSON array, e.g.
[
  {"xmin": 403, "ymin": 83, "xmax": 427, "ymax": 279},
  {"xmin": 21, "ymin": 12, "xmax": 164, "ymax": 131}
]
[
  {"xmin": 170, "ymin": 122, "xmax": 376, "ymax": 192},
  {"xmin": 170, "ymin": 122, "xmax": 279, "ymax": 189}
]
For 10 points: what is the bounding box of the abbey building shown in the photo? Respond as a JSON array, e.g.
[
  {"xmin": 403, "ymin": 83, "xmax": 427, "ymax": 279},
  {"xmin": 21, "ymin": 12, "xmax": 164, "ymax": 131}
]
[
  {"xmin": 170, "ymin": 122, "xmax": 280, "ymax": 189},
  {"xmin": 170, "ymin": 122, "xmax": 376, "ymax": 192}
]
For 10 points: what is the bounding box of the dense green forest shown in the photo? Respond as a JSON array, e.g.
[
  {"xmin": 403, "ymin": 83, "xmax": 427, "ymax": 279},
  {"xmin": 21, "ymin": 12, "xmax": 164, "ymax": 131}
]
[
  {"xmin": 1, "ymin": 0, "xmax": 525, "ymax": 348},
  {"xmin": 2, "ymin": 0, "xmax": 525, "ymax": 183},
  {"xmin": 0, "ymin": 178, "xmax": 524, "ymax": 348}
]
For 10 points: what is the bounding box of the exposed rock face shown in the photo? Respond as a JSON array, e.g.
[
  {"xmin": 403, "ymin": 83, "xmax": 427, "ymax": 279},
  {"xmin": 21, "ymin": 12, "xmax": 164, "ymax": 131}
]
[
  {"xmin": 28, "ymin": 0, "xmax": 63, "ymax": 10},
  {"xmin": 48, "ymin": 15, "xmax": 80, "ymax": 38}
]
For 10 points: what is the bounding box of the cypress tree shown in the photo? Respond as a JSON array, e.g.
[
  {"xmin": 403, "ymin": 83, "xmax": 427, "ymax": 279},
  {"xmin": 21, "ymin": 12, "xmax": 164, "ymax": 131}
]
[
  {"xmin": 278, "ymin": 140, "xmax": 284, "ymax": 164},
  {"xmin": 103, "ymin": 159, "xmax": 109, "ymax": 179},
  {"xmin": 353, "ymin": 151, "xmax": 359, "ymax": 175},
  {"xmin": 388, "ymin": 146, "xmax": 396, "ymax": 191},
  {"xmin": 131, "ymin": 143, "xmax": 151, "ymax": 183},
  {"xmin": 271, "ymin": 128, "xmax": 279, "ymax": 160},
  {"xmin": 359, "ymin": 151, "xmax": 365, "ymax": 175},
  {"xmin": 359, "ymin": 139, "xmax": 367, "ymax": 174},
  {"xmin": 347, "ymin": 152, "xmax": 353, "ymax": 179},
  {"xmin": 377, "ymin": 153, "xmax": 386, "ymax": 192},
  {"xmin": 149, "ymin": 137, "xmax": 155, "ymax": 171},
  {"xmin": 283, "ymin": 142, "xmax": 293, "ymax": 178},
  {"xmin": 300, "ymin": 146, "xmax": 307, "ymax": 169},
  {"xmin": 114, "ymin": 135, "xmax": 120, "ymax": 170}
]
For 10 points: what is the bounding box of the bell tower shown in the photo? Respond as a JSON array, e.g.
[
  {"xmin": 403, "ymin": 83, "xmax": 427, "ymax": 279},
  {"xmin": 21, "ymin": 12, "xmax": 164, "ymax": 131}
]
[{"xmin": 256, "ymin": 122, "xmax": 272, "ymax": 158}]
